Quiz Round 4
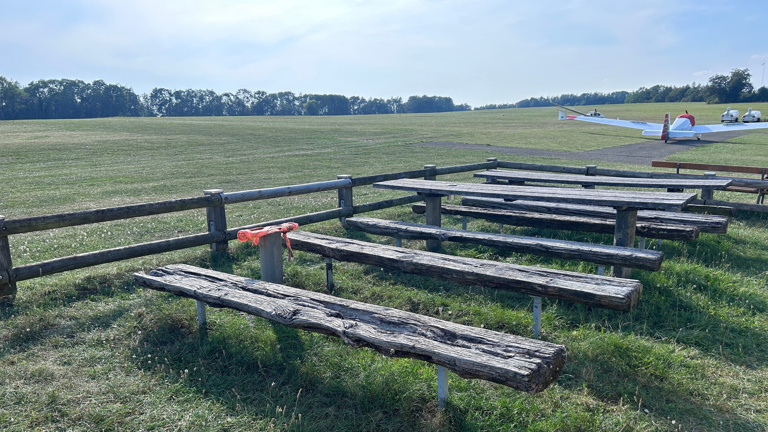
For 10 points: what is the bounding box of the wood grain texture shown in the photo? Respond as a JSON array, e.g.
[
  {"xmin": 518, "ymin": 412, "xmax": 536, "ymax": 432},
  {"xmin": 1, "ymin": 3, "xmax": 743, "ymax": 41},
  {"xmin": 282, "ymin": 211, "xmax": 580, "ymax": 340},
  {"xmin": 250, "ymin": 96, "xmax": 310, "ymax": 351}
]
[
  {"xmin": 134, "ymin": 264, "xmax": 567, "ymax": 393},
  {"xmin": 475, "ymin": 169, "xmax": 732, "ymax": 189},
  {"xmin": 288, "ymin": 231, "xmax": 642, "ymax": 311},
  {"xmin": 374, "ymin": 179, "xmax": 696, "ymax": 211},
  {"xmin": 345, "ymin": 217, "xmax": 663, "ymax": 271},
  {"xmin": 461, "ymin": 197, "xmax": 728, "ymax": 234},
  {"xmin": 412, "ymin": 204, "xmax": 699, "ymax": 241}
]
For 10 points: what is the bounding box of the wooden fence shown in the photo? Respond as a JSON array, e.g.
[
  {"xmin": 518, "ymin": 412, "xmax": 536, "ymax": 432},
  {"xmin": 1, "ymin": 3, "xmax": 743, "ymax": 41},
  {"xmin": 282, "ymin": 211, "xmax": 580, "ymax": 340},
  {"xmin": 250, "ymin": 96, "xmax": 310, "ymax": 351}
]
[{"xmin": 0, "ymin": 159, "xmax": 500, "ymax": 300}]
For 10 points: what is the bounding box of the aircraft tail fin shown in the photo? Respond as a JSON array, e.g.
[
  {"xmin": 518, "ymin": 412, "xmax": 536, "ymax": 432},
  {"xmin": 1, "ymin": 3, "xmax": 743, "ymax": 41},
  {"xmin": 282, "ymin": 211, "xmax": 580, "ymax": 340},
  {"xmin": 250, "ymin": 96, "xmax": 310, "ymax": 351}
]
[
  {"xmin": 661, "ymin": 113, "xmax": 670, "ymax": 142},
  {"xmin": 558, "ymin": 110, "xmax": 577, "ymax": 120}
]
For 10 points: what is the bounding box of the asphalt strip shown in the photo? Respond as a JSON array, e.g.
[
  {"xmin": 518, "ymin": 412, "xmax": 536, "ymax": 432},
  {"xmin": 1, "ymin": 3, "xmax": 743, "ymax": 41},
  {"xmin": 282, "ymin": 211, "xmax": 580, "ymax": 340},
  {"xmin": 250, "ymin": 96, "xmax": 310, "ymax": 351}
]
[{"xmin": 414, "ymin": 130, "xmax": 754, "ymax": 165}]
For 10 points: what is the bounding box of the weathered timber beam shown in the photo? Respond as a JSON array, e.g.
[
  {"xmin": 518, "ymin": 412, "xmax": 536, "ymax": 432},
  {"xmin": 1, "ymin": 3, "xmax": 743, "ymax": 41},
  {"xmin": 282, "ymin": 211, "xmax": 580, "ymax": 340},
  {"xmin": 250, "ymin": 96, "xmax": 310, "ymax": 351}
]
[
  {"xmin": 134, "ymin": 264, "xmax": 566, "ymax": 393},
  {"xmin": 697, "ymin": 199, "xmax": 768, "ymax": 214},
  {"xmin": 413, "ymin": 204, "xmax": 699, "ymax": 241},
  {"xmin": 0, "ymin": 196, "xmax": 220, "ymax": 235},
  {"xmin": 288, "ymin": 232, "xmax": 642, "ymax": 311},
  {"xmin": 461, "ymin": 197, "xmax": 728, "ymax": 234},
  {"xmin": 345, "ymin": 217, "xmax": 663, "ymax": 271}
]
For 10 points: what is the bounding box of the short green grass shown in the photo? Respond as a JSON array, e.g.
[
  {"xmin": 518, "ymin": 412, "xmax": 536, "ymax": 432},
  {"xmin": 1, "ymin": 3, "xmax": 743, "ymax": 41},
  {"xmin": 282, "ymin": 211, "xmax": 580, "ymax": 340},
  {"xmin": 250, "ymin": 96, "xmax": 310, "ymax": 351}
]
[{"xmin": 1, "ymin": 104, "xmax": 767, "ymax": 431}]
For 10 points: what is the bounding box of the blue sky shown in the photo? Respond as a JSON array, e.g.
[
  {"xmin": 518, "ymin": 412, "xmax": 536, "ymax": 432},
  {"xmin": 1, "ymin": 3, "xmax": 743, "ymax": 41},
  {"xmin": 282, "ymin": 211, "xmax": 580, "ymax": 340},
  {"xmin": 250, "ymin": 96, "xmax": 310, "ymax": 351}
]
[{"xmin": 2, "ymin": 0, "xmax": 767, "ymax": 107}]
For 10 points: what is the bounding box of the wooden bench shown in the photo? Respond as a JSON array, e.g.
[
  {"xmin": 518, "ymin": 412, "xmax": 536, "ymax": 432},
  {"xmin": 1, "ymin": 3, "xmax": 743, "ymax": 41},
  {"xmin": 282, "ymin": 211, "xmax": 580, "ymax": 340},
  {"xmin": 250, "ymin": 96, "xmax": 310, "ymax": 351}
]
[
  {"xmin": 474, "ymin": 169, "xmax": 732, "ymax": 195},
  {"xmin": 288, "ymin": 231, "xmax": 643, "ymax": 311},
  {"xmin": 412, "ymin": 203, "xmax": 700, "ymax": 241},
  {"xmin": 652, "ymin": 160, "xmax": 768, "ymax": 204},
  {"xmin": 134, "ymin": 264, "xmax": 567, "ymax": 398},
  {"xmin": 345, "ymin": 216, "xmax": 664, "ymax": 271},
  {"xmin": 460, "ymin": 197, "xmax": 729, "ymax": 234}
]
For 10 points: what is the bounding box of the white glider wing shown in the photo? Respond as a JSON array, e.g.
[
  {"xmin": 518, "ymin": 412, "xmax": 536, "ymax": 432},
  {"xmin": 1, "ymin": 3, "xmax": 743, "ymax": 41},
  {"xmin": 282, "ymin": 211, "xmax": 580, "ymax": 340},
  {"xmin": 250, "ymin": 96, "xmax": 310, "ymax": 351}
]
[
  {"xmin": 569, "ymin": 115, "xmax": 662, "ymax": 131},
  {"xmin": 690, "ymin": 122, "xmax": 768, "ymax": 133}
]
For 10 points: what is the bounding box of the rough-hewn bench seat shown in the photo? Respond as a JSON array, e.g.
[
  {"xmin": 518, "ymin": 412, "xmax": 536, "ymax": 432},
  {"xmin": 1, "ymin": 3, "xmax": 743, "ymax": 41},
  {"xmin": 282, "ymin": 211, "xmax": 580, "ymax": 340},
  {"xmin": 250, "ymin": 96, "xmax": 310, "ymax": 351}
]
[
  {"xmin": 652, "ymin": 160, "xmax": 768, "ymax": 207},
  {"xmin": 460, "ymin": 197, "xmax": 729, "ymax": 234},
  {"xmin": 345, "ymin": 217, "xmax": 663, "ymax": 271},
  {"xmin": 412, "ymin": 203, "xmax": 699, "ymax": 241},
  {"xmin": 134, "ymin": 264, "xmax": 567, "ymax": 393},
  {"xmin": 474, "ymin": 169, "xmax": 733, "ymax": 191},
  {"xmin": 288, "ymin": 231, "xmax": 643, "ymax": 311}
]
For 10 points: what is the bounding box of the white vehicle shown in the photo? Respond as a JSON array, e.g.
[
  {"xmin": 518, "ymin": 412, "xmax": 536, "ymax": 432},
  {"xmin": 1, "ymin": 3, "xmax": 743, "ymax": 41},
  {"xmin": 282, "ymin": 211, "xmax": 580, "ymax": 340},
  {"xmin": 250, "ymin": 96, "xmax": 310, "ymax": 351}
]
[
  {"xmin": 720, "ymin": 107, "xmax": 739, "ymax": 122},
  {"xmin": 742, "ymin": 107, "xmax": 762, "ymax": 123}
]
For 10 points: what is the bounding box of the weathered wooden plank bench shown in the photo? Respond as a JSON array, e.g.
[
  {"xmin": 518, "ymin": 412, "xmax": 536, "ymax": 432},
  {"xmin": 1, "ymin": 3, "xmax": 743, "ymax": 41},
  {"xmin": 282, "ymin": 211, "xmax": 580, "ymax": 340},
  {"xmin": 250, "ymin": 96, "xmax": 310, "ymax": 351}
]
[
  {"xmin": 460, "ymin": 197, "xmax": 729, "ymax": 234},
  {"xmin": 374, "ymin": 178, "xmax": 696, "ymax": 278},
  {"xmin": 345, "ymin": 216, "xmax": 664, "ymax": 271},
  {"xmin": 474, "ymin": 169, "xmax": 733, "ymax": 196},
  {"xmin": 288, "ymin": 231, "xmax": 643, "ymax": 312},
  {"xmin": 134, "ymin": 264, "xmax": 567, "ymax": 396},
  {"xmin": 652, "ymin": 160, "xmax": 768, "ymax": 205},
  {"xmin": 411, "ymin": 203, "xmax": 699, "ymax": 241}
]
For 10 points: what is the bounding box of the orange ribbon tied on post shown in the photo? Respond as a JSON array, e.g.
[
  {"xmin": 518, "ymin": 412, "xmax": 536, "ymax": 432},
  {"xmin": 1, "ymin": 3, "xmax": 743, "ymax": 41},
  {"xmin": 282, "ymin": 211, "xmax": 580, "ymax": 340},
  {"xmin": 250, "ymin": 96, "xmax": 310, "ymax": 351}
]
[{"xmin": 237, "ymin": 222, "xmax": 299, "ymax": 259}]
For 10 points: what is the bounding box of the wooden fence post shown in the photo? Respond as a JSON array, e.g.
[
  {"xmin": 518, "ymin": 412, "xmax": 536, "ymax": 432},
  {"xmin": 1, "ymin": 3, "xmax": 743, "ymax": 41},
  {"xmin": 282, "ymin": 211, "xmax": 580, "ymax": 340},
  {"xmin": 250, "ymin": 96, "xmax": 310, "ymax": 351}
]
[
  {"xmin": 203, "ymin": 189, "xmax": 228, "ymax": 252},
  {"xmin": 260, "ymin": 232, "xmax": 284, "ymax": 284},
  {"xmin": 337, "ymin": 175, "xmax": 353, "ymax": 226},
  {"xmin": 0, "ymin": 216, "xmax": 17, "ymax": 303},
  {"xmin": 423, "ymin": 165, "xmax": 442, "ymax": 251}
]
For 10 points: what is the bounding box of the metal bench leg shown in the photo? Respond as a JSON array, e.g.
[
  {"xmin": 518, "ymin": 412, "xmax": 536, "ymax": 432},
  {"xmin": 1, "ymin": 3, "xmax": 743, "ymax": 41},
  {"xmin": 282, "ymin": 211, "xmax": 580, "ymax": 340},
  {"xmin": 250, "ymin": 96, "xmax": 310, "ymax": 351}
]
[
  {"xmin": 597, "ymin": 266, "xmax": 605, "ymax": 276},
  {"xmin": 462, "ymin": 216, "xmax": 467, "ymax": 230},
  {"xmin": 638, "ymin": 237, "xmax": 647, "ymax": 250},
  {"xmin": 196, "ymin": 300, "xmax": 207, "ymax": 332},
  {"xmin": 395, "ymin": 237, "xmax": 402, "ymax": 247},
  {"xmin": 532, "ymin": 296, "xmax": 542, "ymax": 339},
  {"xmin": 326, "ymin": 258, "xmax": 334, "ymax": 292},
  {"xmin": 437, "ymin": 366, "xmax": 449, "ymax": 409}
]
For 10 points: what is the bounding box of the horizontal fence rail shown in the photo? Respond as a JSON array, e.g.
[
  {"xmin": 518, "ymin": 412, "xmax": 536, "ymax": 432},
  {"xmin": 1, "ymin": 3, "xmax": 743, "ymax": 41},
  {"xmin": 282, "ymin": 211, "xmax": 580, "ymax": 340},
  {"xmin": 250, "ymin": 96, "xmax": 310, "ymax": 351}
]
[{"xmin": 0, "ymin": 159, "xmax": 500, "ymax": 297}]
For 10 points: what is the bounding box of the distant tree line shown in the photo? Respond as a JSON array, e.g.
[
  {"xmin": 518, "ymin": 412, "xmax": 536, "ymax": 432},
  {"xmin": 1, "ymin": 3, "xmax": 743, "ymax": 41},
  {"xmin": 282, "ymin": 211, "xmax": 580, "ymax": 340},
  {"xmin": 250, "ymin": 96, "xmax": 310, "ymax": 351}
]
[
  {"xmin": 475, "ymin": 68, "xmax": 768, "ymax": 110},
  {"xmin": 0, "ymin": 76, "xmax": 469, "ymax": 120}
]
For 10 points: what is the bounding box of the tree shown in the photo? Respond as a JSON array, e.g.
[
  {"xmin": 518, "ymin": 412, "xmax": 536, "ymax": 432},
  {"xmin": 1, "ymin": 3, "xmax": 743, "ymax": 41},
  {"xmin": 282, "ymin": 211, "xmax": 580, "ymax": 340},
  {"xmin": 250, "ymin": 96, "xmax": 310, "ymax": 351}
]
[
  {"xmin": 706, "ymin": 68, "xmax": 753, "ymax": 103},
  {"xmin": 304, "ymin": 99, "xmax": 320, "ymax": 115},
  {"xmin": 0, "ymin": 76, "xmax": 27, "ymax": 120}
]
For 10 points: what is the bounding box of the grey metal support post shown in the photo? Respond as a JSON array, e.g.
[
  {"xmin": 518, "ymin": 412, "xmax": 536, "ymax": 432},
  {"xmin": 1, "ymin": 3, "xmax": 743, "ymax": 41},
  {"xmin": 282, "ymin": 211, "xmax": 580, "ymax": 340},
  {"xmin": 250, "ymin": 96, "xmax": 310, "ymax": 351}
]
[
  {"xmin": 203, "ymin": 189, "xmax": 228, "ymax": 252},
  {"xmin": 260, "ymin": 232, "xmax": 284, "ymax": 284},
  {"xmin": 612, "ymin": 208, "xmax": 638, "ymax": 278},
  {"xmin": 437, "ymin": 366, "xmax": 449, "ymax": 409},
  {"xmin": 337, "ymin": 175, "xmax": 353, "ymax": 226},
  {"xmin": 532, "ymin": 296, "xmax": 542, "ymax": 339},
  {"xmin": 325, "ymin": 258, "xmax": 334, "ymax": 292},
  {"xmin": 395, "ymin": 237, "xmax": 402, "ymax": 247},
  {"xmin": 638, "ymin": 237, "xmax": 647, "ymax": 249},
  {"xmin": 701, "ymin": 171, "xmax": 716, "ymax": 201},
  {"xmin": 0, "ymin": 215, "xmax": 17, "ymax": 302},
  {"xmin": 423, "ymin": 165, "xmax": 442, "ymax": 252},
  {"xmin": 196, "ymin": 300, "xmax": 207, "ymax": 331}
]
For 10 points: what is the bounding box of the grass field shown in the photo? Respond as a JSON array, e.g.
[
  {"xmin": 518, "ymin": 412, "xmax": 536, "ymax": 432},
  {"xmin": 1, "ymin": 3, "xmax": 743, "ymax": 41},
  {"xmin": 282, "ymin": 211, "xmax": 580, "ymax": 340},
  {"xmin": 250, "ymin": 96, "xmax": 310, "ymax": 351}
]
[{"xmin": 1, "ymin": 103, "xmax": 767, "ymax": 431}]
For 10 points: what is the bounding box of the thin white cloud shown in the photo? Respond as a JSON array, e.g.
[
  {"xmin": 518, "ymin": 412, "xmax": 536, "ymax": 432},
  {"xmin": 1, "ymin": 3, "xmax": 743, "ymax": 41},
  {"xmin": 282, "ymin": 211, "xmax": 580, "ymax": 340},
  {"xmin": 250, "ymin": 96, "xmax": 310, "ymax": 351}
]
[{"xmin": 3, "ymin": 0, "xmax": 768, "ymax": 105}]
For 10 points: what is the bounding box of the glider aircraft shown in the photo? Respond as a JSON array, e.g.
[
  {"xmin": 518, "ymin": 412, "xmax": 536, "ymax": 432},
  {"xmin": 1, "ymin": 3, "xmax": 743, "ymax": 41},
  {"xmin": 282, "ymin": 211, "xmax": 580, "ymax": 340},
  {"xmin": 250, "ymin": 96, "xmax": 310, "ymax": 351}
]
[{"xmin": 557, "ymin": 107, "xmax": 768, "ymax": 143}]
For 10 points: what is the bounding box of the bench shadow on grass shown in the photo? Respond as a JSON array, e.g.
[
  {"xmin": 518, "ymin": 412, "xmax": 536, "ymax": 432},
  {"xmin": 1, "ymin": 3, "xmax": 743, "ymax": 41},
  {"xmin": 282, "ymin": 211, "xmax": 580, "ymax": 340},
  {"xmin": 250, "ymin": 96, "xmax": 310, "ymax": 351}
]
[
  {"xmin": 325, "ymin": 227, "xmax": 767, "ymax": 429},
  {"xmin": 132, "ymin": 303, "xmax": 456, "ymax": 430},
  {"xmin": 0, "ymin": 273, "xmax": 139, "ymax": 355}
]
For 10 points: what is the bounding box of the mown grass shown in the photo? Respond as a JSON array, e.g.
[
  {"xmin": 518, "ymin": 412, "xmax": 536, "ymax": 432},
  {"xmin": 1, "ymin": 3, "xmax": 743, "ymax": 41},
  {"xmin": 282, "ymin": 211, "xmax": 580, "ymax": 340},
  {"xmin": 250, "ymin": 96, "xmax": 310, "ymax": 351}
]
[{"xmin": 1, "ymin": 104, "xmax": 767, "ymax": 431}]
